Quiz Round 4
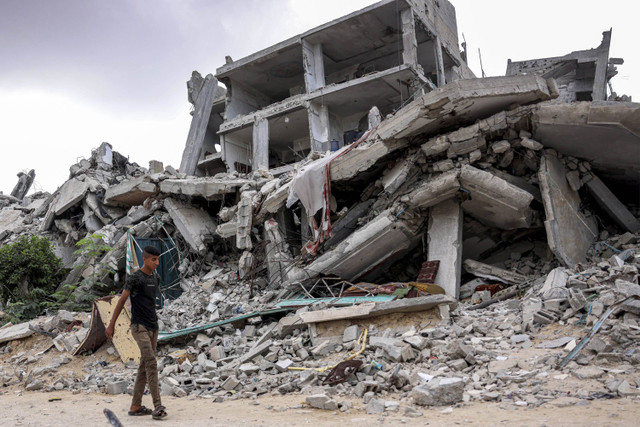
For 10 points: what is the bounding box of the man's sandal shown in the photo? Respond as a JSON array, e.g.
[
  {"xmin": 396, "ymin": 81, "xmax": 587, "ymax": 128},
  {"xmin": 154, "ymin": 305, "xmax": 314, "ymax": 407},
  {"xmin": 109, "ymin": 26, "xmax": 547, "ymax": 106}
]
[
  {"xmin": 152, "ymin": 405, "xmax": 167, "ymax": 420},
  {"xmin": 128, "ymin": 406, "xmax": 153, "ymax": 416}
]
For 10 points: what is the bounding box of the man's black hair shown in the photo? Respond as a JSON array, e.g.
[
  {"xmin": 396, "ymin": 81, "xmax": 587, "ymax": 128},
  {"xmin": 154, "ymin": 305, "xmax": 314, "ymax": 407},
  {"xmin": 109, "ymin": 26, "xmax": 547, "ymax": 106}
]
[{"xmin": 142, "ymin": 245, "xmax": 161, "ymax": 257}]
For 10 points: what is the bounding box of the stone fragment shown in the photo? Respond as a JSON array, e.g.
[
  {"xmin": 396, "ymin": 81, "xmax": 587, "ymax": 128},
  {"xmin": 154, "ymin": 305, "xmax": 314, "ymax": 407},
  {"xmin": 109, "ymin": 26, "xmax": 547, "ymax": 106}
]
[
  {"xmin": 104, "ymin": 176, "xmax": 156, "ymax": 207},
  {"xmin": 221, "ymin": 375, "xmax": 240, "ymax": 391},
  {"xmin": 520, "ymin": 137, "xmax": 543, "ymax": 150},
  {"xmin": 343, "ymin": 325, "xmax": 360, "ymax": 343},
  {"xmin": 55, "ymin": 178, "xmax": 89, "ymax": 215},
  {"xmin": 573, "ymin": 367, "xmax": 604, "ymax": 380},
  {"xmin": 459, "ymin": 165, "xmax": 534, "ymax": 229},
  {"xmin": 412, "ymin": 377, "xmax": 464, "ymax": 406},
  {"xmin": 491, "ymin": 140, "xmax": 511, "ymax": 154},
  {"xmin": 366, "ymin": 399, "xmax": 386, "ymax": 414},
  {"xmin": 536, "ymin": 336, "xmax": 576, "ymax": 349},
  {"xmin": 164, "ymin": 198, "xmax": 216, "ymax": 254},
  {"xmin": 105, "ymin": 380, "xmax": 127, "ymax": 395},
  {"xmin": 275, "ymin": 359, "xmax": 293, "ymax": 373},
  {"xmin": 208, "ymin": 346, "xmax": 226, "ymax": 361},
  {"xmin": 306, "ymin": 394, "xmax": 338, "ymax": 410},
  {"xmin": 488, "ymin": 358, "xmax": 517, "ymax": 374}
]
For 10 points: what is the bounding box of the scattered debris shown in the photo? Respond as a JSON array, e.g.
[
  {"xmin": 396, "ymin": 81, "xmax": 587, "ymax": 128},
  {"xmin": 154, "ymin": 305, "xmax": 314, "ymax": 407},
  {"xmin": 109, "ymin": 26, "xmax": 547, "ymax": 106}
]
[{"xmin": 1, "ymin": 0, "xmax": 639, "ymax": 417}]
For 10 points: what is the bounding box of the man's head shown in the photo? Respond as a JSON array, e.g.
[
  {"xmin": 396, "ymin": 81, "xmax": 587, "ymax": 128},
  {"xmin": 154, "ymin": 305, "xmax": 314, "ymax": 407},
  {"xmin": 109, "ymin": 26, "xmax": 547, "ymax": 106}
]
[{"xmin": 141, "ymin": 245, "xmax": 160, "ymax": 272}]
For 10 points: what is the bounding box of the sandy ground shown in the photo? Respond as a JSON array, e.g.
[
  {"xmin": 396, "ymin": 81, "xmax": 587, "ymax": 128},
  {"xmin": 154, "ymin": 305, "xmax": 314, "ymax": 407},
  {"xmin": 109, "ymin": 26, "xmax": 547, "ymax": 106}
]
[{"xmin": 0, "ymin": 389, "xmax": 639, "ymax": 427}]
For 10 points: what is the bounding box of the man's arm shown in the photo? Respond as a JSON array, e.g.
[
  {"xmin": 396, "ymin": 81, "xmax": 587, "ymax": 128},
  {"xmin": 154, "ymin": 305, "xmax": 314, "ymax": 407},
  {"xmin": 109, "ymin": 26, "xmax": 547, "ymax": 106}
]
[{"xmin": 105, "ymin": 289, "xmax": 131, "ymax": 340}]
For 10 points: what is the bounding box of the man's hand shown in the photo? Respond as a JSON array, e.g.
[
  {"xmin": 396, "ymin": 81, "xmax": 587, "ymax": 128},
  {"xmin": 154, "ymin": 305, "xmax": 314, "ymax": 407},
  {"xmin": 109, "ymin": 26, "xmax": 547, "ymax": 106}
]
[
  {"xmin": 105, "ymin": 290, "xmax": 130, "ymax": 341},
  {"xmin": 106, "ymin": 324, "xmax": 115, "ymax": 340}
]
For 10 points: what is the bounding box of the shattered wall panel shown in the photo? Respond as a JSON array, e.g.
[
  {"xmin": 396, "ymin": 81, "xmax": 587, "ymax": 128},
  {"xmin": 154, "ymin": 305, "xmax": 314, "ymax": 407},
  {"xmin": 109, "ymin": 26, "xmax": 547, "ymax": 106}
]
[{"xmin": 538, "ymin": 154, "xmax": 598, "ymax": 267}]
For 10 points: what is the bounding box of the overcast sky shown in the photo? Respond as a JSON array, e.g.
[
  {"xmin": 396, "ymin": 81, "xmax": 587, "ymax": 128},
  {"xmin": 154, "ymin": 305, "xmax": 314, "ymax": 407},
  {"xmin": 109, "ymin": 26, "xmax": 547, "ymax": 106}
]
[{"xmin": 0, "ymin": 0, "xmax": 636, "ymax": 196}]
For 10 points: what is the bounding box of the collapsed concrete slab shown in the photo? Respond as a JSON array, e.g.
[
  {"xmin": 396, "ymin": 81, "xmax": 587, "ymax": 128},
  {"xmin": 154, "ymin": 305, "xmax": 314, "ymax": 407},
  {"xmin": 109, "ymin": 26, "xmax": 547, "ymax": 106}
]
[
  {"xmin": 54, "ymin": 178, "xmax": 89, "ymax": 215},
  {"xmin": 428, "ymin": 199, "xmax": 463, "ymax": 299},
  {"xmin": 539, "ymin": 154, "xmax": 598, "ymax": 267},
  {"xmin": 376, "ymin": 75, "xmax": 556, "ymax": 141},
  {"xmin": 533, "ymin": 102, "xmax": 640, "ymax": 182},
  {"xmin": 104, "ymin": 176, "xmax": 157, "ymax": 207},
  {"xmin": 463, "ymin": 259, "xmax": 527, "ymax": 285},
  {"xmin": 0, "ymin": 321, "xmax": 34, "ymax": 344},
  {"xmin": 330, "ymin": 139, "xmax": 409, "ymax": 182},
  {"xmin": 401, "ymin": 170, "xmax": 460, "ymax": 209},
  {"xmin": 323, "ymin": 199, "xmax": 375, "ymax": 249},
  {"xmin": 459, "ymin": 165, "xmax": 535, "ymax": 229},
  {"xmin": 285, "ymin": 208, "xmax": 421, "ymax": 285},
  {"xmin": 164, "ymin": 198, "xmax": 216, "ymax": 254},
  {"xmin": 298, "ymin": 294, "xmax": 457, "ymax": 324},
  {"xmin": 0, "ymin": 208, "xmax": 23, "ymax": 236},
  {"xmin": 159, "ymin": 177, "xmax": 250, "ymax": 200},
  {"xmin": 585, "ymin": 174, "xmax": 640, "ymax": 233}
]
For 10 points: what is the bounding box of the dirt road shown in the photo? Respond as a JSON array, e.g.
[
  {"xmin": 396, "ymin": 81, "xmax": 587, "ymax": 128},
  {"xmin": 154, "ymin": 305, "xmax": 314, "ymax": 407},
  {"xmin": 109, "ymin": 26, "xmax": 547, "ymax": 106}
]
[{"xmin": 1, "ymin": 389, "xmax": 637, "ymax": 426}]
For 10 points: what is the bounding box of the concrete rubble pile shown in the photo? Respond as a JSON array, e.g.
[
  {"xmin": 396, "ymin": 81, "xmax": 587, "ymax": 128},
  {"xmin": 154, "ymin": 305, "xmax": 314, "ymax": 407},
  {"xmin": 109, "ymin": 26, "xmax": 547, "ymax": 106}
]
[{"xmin": 2, "ymin": 0, "xmax": 640, "ymax": 416}]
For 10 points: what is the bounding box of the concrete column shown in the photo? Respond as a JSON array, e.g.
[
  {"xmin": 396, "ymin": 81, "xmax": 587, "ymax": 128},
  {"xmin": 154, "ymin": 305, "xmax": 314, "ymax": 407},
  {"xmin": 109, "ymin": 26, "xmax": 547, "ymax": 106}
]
[
  {"xmin": 302, "ymin": 39, "xmax": 325, "ymax": 92},
  {"xmin": 252, "ymin": 117, "xmax": 269, "ymax": 171},
  {"xmin": 433, "ymin": 36, "xmax": 446, "ymax": 87},
  {"xmin": 180, "ymin": 74, "xmax": 218, "ymax": 176},
  {"xmin": 428, "ymin": 199, "xmax": 462, "ymax": 299},
  {"xmin": 592, "ymin": 30, "xmax": 612, "ymax": 101},
  {"xmin": 300, "ymin": 205, "xmax": 312, "ymax": 244},
  {"xmin": 307, "ymin": 101, "xmax": 329, "ymax": 152},
  {"xmin": 401, "ymin": 8, "xmax": 418, "ymax": 67},
  {"xmin": 586, "ymin": 174, "xmax": 640, "ymax": 233}
]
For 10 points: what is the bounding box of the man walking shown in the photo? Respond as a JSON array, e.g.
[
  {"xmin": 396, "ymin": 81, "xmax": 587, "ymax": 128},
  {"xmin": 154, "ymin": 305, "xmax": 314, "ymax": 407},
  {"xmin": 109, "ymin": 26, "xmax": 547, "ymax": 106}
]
[{"xmin": 106, "ymin": 245, "xmax": 167, "ymax": 420}]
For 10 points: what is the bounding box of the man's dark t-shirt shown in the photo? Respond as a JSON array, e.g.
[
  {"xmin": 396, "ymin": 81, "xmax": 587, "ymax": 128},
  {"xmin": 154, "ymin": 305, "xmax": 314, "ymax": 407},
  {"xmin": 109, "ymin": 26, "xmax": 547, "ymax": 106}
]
[{"xmin": 123, "ymin": 269, "xmax": 159, "ymax": 331}]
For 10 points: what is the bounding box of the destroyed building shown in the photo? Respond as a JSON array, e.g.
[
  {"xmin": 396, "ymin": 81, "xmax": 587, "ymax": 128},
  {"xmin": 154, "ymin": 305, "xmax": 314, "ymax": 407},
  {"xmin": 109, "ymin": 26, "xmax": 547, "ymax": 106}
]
[
  {"xmin": 180, "ymin": 0, "xmax": 475, "ymax": 177},
  {"xmin": 507, "ymin": 29, "xmax": 622, "ymax": 103},
  {"xmin": 1, "ymin": 0, "xmax": 640, "ymax": 415}
]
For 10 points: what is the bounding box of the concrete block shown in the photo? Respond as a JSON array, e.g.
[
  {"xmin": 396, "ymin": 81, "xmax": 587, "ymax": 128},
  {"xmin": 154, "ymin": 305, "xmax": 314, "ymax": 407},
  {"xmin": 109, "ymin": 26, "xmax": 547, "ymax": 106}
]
[
  {"xmin": 104, "ymin": 176, "xmax": 156, "ymax": 207},
  {"xmin": 342, "ymin": 325, "xmax": 360, "ymax": 343},
  {"xmin": 238, "ymin": 340, "xmax": 272, "ymax": 364},
  {"xmin": 106, "ymin": 380, "xmax": 127, "ymax": 395},
  {"xmin": 238, "ymin": 363, "xmax": 260, "ymax": 375},
  {"xmin": 275, "ymin": 359, "xmax": 293, "ymax": 373},
  {"xmin": 0, "ymin": 322, "xmax": 34, "ymax": 344},
  {"xmin": 164, "ymin": 198, "xmax": 216, "ymax": 254},
  {"xmin": 366, "ymin": 398, "xmax": 386, "ymax": 414},
  {"xmin": 306, "ymin": 394, "xmax": 338, "ymax": 410},
  {"xmin": 208, "ymin": 346, "xmax": 226, "ymax": 361},
  {"xmin": 54, "ymin": 178, "xmax": 89, "ymax": 215},
  {"xmin": 412, "ymin": 377, "xmax": 464, "ymax": 406},
  {"xmin": 221, "ymin": 375, "xmax": 240, "ymax": 391}
]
